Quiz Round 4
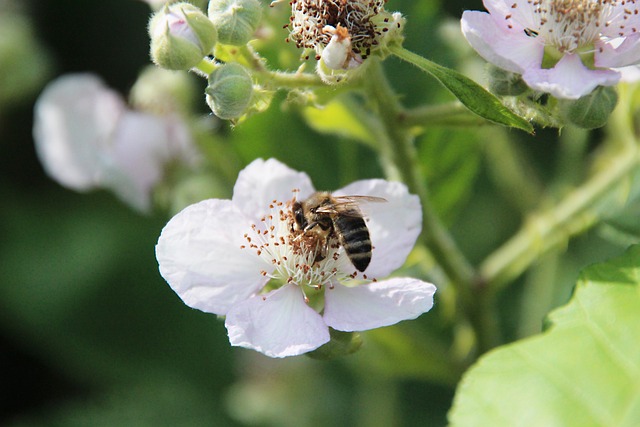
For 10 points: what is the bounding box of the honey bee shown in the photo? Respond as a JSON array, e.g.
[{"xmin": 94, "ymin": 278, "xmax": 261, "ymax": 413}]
[{"xmin": 292, "ymin": 192, "xmax": 386, "ymax": 272}]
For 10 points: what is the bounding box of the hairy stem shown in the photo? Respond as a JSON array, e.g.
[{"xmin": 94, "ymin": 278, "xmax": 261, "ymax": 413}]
[
  {"xmin": 362, "ymin": 60, "xmax": 503, "ymax": 352},
  {"xmin": 364, "ymin": 59, "xmax": 475, "ymax": 288},
  {"xmin": 194, "ymin": 56, "xmax": 325, "ymax": 89}
]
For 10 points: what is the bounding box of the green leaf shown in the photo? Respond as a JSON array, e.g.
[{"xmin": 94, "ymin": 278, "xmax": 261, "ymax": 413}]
[
  {"xmin": 390, "ymin": 45, "xmax": 534, "ymax": 133},
  {"xmin": 300, "ymin": 96, "xmax": 381, "ymax": 148},
  {"xmin": 449, "ymin": 245, "xmax": 640, "ymax": 427}
]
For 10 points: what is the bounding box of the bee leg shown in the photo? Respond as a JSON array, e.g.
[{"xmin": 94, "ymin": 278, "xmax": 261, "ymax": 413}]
[
  {"xmin": 304, "ymin": 221, "xmax": 320, "ymax": 232},
  {"xmin": 314, "ymin": 239, "xmax": 328, "ymax": 263}
]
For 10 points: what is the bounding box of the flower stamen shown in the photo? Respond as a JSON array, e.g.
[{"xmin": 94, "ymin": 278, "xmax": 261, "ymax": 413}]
[
  {"xmin": 242, "ymin": 194, "xmax": 351, "ymax": 294},
  {"xmin": 507, "ymin": 0, "xmax": 640, "ymax": 53}
]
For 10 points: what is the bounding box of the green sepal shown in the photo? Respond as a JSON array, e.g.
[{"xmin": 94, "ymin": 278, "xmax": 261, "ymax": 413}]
[{"xmin": 307, "ymin": 328, "xmax": 363, "ymax": 360}]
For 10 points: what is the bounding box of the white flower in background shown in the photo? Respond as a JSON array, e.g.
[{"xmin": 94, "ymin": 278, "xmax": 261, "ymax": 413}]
[
  {"xmin": 461, "ymin": 0, "xmax": 640, "ymax": 99},
  {"xmin": 156, "ymin": 158, "xmax": 436, "ymax": 358},
  {"xmin": 33, "ymin": 73, "xmax": 200, "ymax": 212}
]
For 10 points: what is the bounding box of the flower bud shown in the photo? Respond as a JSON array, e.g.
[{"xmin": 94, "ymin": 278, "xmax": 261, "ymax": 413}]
[
  {"xmin": 205, "ymin": 63, "xmax": 253, "ymax": 120},
  {"xmin": 487, "ymin": 65, "xmax": 528, "ymax": 97},
  {"xmin": 207, "ymin": 0, "xmax": 262, "ymax": 46},
  {"xmin": 559, "ymin": 86, "xmax": 618, "ymax": 129},
  {"xmin": 129, "ymin": 66, "xmax": 197, "ymax": 115},
  {"xmin": 149, "ymin": 2, "xmax": 217, "ymax": 70}
]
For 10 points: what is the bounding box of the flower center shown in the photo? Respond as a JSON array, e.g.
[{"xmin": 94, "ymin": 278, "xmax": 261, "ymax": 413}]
[
  {"xmin": 286, "ymin": 0, "xmax": 386, "ymax": 59},
  {"xmin": 509, "ymin": 0, "xmax": 639, "ymax": 53},
  {"xmin": 241, "ymin": 197, "xmax": 355, "ymax": 297}
]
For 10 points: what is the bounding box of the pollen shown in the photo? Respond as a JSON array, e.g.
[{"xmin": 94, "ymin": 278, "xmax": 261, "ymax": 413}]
[{"xmin": 242, "ymin": 193, "xmax": 350, "ymax": 292}]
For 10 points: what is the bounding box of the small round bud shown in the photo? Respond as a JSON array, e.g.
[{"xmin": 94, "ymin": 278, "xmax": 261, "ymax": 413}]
[
  {"xmin": 559, "ymin": 86, "xmax": 618, "ymax": 129},
  {"xmin": 487, "ymin": 65, "xmax": 528, "ymax": 96},
  {"xmin": 207, "ymin": 0, "xmax": 262, "ymax": 46},
  {"xmin": 129, "ymin": 66, "xmax": 197, "ymax": 115},
  {"xmin": 149, "ymin": 2, "xmax": 218, "ymax": 70},
  {"xmin": 205, "ymin": 63, "xmax": 253, "ymax": 120}
]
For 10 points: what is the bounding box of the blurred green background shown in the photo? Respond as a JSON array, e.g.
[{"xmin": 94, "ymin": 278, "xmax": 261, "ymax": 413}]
[{"xmin": 0, "ymin": 0, "xmax": 627, "ymax": 425}]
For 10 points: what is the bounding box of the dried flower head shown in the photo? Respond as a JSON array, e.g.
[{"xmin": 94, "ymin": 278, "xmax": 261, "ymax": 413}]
[{"xmin": 286, "ymin": 0, "xmax": 388, "ymax": 63}]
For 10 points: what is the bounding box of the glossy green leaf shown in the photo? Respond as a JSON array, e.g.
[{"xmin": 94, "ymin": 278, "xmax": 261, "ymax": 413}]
[
  {"xmin": 390, "ymin": 46, "xmax": 534, "ymax": 133},
  {"xmin": 449, "ymin": 245, "xmax": 640, "ymax": 427}
]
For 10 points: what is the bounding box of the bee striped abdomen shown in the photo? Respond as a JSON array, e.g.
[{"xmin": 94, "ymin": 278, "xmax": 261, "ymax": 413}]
[{"xmin": 334, "ymin": 214, "xmax": 372, "ymax": 272}]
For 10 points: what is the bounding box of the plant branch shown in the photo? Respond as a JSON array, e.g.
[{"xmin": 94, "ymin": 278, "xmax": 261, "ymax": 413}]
[
  {"xmin": 364, "ymin": 59, "xmax": 476, "ymax": 289},
  {"xmin": 479, "ymin": 138, "xmax": 639, "ymax": 292}
]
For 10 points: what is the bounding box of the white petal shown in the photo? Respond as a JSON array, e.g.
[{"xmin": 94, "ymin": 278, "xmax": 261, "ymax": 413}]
[
  {"xmin": 596, "ymin": 34, "xmax": 640, "ymax": 68},
  {"xmin": 322, "ymin": 33, "xmax": 351, "ymax": 70},
  {"xmin": 334, "ymin": 179, "xmax": 421, "ymax": 277},
  {"xmin": 616, "ymin": 65, "xmax": 640, "ymax": 83},
  {"xmin": 490, "ymin": 0, "xmax": 539, "ymax": 30},
  {"xmin": 156, "ymin": 199, "xmax": 268, "ymax": 315},
  {"xmin": 461, "ymin": 11, "xmax": 543, "ymax": 74},
  {"xmin": 323, "ymin": 278, "xmax": 437, "ymax": 332},
  {"xmin": 102, "ymin": 112, "xmax": 170, "ymax": 212},
  {"xmin": 600, "ymin": 10, "xmax": 640, "ymax": 40},
  {"xmin": 104, "ymin": 112, "xmax": 199, "ymax": 212},
  {"xmin": 225, "ymin": 284, "xmax": 330, "ymax": 358},
  {"xmin": 33, "ymin": 73, "xmax": 126, "ymax": 191},
  {"xmin": 523, "ymin": 53, "xmax": 620, "ymax": 99},
  {"xmin": 232, "ymin": 158, "xmax": 315, "ymax": 220}
]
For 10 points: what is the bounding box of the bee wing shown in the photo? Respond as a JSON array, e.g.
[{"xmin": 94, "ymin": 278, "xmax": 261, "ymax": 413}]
[{"xmin": 315, "ymin": 195, "xmax": 387, "ymax": 216}]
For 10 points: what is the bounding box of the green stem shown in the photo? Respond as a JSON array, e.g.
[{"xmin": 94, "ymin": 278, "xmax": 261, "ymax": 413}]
[
  {"xmin": 194, "ymin": 57, "xmax": 217, "ymax": 75},
  {"xmin": 480, "ymin": 145, "xmax": 639, "ymax": 291},
  {"xmin": 239, "ymin": 44, "xmax": 268, "ymax": 72},
  {"xmin": 364, "ymin": 59, "xmax": 475, "ymax": 288},
  {"xmin": 481, "ymin": 85, "xmax": 640, "ymax": 291},
  {"xmin": 255, "ymin": 69, "xmax": 326, "ymax": 90},
  {"xmin": 194, "ymin": 57, "xmax": 325, "ymax": 89},
  {"xmin": 363, "ymin": 60, "xmax": 502, "ymax": 352}
]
